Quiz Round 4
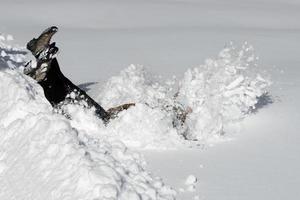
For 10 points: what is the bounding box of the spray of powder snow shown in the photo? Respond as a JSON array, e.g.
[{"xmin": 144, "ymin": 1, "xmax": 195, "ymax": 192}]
[
  {"xmin": 0, "ymin": 35, "xmax": 176, "ymax": 200},
  {"xmin": 92, "ymin": 42, "xmax": 271, "ymax": 147}
]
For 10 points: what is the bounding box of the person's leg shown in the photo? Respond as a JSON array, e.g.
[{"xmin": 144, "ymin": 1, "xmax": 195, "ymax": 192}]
[{"xmin": 25, "ymin": 26, "xmax": 135, "ymax": 122}]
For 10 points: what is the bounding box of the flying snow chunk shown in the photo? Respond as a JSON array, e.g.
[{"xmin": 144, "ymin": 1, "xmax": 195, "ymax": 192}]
[
  {"xmin": 0, "ymin": 35, "xmax": 5, "ymax": 41},
  {"xmin": 185, "ymin": 175, "xmax": 197, "ymax": 185},
  {"xmin": 6, "ymin": 35, "xmax": 13, "ymax": 41}
]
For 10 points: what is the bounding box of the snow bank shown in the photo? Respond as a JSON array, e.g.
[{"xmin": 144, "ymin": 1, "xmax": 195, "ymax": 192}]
[
  {"xmin": 0, "ymin": 33, "xmax": 272, "ymax": 199},
  {"xmin": 93, "ymin": 42, "xmax": 271, "ymax": 147},
  {"xmin": 0, "ymin": 37, "xmax": 175, "ymax": 200}
]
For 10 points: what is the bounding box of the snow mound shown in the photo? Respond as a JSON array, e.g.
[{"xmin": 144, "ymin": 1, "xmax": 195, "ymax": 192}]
[
  {"xmin": 0, "ymin": 41, "xmax": 175, "ymax": 200},
  {"xmin": 93, "ymin": 42, "xmax": 271, "ymax": 146}
]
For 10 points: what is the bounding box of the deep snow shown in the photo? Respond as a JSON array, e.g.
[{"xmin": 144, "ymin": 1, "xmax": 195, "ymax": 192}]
[
  {"xmin": 1, "ymin": 0, "xmax": 300, "ymax": 199},
  {"xmin": 90, "ymin": 43, "xmax": 270, "ymax": 148},
  {"xmin": 0, "ymin": 39, "xmax": 176, "ymax": 199},
  {"xmin": 0, "ymin": 31, "xmax": 271, "ymax": 199}
]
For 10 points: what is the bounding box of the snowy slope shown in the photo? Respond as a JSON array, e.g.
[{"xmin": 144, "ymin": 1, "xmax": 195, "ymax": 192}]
[
  {"xmin": 0, "ymin": 41, "xmax": 176, "ymax": 200},
  {"xmin": 1, "ymin": 0, "xmax": 300, "ymax": 200}
]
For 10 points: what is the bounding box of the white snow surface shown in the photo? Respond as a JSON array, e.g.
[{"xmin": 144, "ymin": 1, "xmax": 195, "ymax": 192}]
[
  {"xmin": 1, "ymin": 0, "xmax": 300, "ymax": 199},
  {"xmin": 92, "ymin": 43, "xmax": 270, "ymax": 147},
  {"xmin": 0, "ymin": 41, "xmax": 176, "ymax": 200},
  {"xmin": 0, "ymin": 32, "xmax": 270, "ymax": 199},
  {"xmin": 0, "ymin": 33, "xmax": 270, "ymax": 199}
]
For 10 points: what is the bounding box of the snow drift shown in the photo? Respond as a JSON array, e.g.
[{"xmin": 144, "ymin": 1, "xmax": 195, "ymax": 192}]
[
  {"xmin": 92, "ymin": 42, "xmax": 271, "ymax": 148},
  {"xmin": 0, "ymin": 35, "xmax": 176, "ymax": 200},
  {"xmin": 0, "ymin": 34, "xmax": 271, "ymax": 199}
]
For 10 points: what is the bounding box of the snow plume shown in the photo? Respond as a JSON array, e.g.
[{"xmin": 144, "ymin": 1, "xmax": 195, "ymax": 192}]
[
  {"xmin": 177, "ymin": 42, "xmax": 271, "ymax": 141},
  {"xmin": 95, "ymin": 64, "xmax": 175, "ymax": 109},
  {"xmin": 0, "ymin": 42, "xmax": 176, "ymax": 199},
  {"xmin": 95, "ymin": 42, "xmax": 271, "ymax": 146},
  {"xmin": 93, "ymin": 65, "xmax": 184, "ymax": 149}
]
